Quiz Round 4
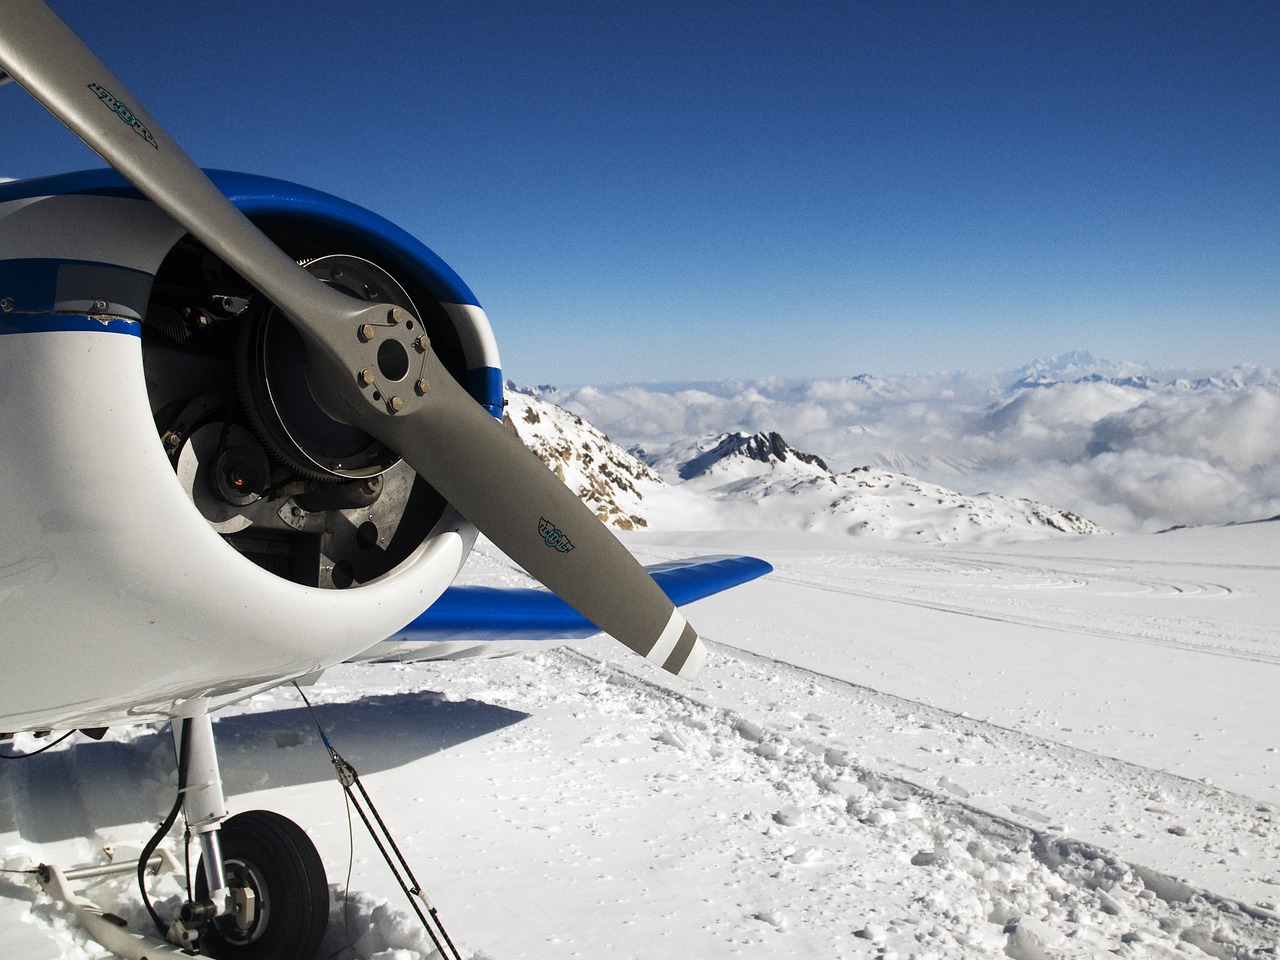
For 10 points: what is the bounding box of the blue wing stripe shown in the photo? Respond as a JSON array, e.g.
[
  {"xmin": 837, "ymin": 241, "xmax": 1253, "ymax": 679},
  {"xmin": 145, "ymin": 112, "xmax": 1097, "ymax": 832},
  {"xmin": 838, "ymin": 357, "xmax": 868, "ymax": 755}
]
[{"xmin": 389, "ymin": 555, "xmax": 772, "ymax": 643}]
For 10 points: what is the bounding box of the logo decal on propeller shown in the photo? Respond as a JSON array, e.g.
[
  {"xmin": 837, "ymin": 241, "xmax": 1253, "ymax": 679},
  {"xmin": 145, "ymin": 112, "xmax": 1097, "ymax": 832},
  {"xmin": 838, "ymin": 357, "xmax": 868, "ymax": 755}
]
[
  {"xmin": 538, "ymin": 518, "xmax": 574, "ymax": 553},
  {"xmin": 87, "ymin": 82, "xmax": 158, "ymax": 149}
]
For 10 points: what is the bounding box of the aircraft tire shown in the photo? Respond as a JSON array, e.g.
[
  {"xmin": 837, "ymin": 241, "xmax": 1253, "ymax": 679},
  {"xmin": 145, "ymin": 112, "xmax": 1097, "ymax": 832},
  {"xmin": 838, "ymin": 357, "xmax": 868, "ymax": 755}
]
[{"xmin": 195, "ymin": 809, "xmax": 329, "ymax": 960}]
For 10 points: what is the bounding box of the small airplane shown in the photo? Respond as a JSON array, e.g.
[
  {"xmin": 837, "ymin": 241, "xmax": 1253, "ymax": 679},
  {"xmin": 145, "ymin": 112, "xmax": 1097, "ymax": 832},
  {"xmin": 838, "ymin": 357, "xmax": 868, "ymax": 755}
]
[{"xmin": 0, "ymin": 4, "xmax": 770, "ymax": 958}]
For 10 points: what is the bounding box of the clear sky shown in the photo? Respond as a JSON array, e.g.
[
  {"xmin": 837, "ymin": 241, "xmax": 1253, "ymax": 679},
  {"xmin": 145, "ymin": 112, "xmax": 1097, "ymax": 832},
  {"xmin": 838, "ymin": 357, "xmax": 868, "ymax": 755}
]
[{"xmin": 4, "ymin": 1, "xmax": 1277, "ymax": 385}]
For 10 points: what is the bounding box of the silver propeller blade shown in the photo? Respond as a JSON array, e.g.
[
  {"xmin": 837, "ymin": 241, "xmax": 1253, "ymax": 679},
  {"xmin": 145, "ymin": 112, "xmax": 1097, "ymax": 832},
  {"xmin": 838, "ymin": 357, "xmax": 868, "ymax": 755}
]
[{"xmin": 0, "ymin": 1, "xmax": 706, "ymax": 678}]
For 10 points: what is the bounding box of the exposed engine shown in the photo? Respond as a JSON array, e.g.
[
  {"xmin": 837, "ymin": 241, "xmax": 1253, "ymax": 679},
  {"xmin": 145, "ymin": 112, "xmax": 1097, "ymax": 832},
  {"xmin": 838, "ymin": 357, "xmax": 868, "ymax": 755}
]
[{"xmin": 142, "ymin": 230, "xmax": 466, "ymax": 589}]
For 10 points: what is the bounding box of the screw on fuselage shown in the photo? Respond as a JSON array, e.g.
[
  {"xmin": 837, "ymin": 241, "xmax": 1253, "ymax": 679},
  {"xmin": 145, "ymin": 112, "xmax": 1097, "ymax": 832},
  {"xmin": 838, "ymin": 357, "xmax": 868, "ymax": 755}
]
[{"xmin": 1, "ymin": 297, "xmax": 15, "ymax": 313}]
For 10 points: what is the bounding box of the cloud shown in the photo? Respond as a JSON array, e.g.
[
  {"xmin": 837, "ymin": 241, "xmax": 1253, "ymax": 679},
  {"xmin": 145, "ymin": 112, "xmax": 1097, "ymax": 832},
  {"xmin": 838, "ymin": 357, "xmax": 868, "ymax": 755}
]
[
  {"xmin": 561, "ymin": 382, "xmax": 837, "ymax": 445},
  {"xmin": 1089, "ymin": 387, "xmax": 1280, "ymax": 471},
  {"xmin": 981, "ymin": 449, "xmax": 1280, "ymax": 534},
  {"xmin": 539, "ymin": 366, "xmax": 1280, "ymax": 533}
]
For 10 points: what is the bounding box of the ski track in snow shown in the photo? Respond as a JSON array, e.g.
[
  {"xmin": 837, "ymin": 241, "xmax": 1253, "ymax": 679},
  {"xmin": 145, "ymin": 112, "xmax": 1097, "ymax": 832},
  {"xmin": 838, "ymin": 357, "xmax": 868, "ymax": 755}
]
[
  {"xmin": 2, "ymin": 527, "xmax": 1279, "ymax": 959},
  {"xmin": 763, "ymin": 560, "xmax": 1275, "ymax": 665}
]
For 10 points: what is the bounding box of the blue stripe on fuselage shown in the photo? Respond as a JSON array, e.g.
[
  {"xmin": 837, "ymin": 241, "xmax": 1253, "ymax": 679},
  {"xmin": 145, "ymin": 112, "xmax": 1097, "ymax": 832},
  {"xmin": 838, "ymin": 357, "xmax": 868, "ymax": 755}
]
[{"xmin": 0, "ymin": 313, "xmax": 140, "ymax": 337}]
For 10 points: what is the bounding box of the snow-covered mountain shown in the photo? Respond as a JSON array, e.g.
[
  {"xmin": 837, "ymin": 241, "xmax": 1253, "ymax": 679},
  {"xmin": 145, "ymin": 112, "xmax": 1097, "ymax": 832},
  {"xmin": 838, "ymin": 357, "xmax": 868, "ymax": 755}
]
[
  {"xmin": 640, "ymin": 429, "xmax": 1102, "ymax": 542},
  {"xmin": 669, "ymin": 431, "xmax": 833, "ymax": 482},
  {"xmin": 1010, "ymin": 352, "xmax": 1171, "ymax": 391}
]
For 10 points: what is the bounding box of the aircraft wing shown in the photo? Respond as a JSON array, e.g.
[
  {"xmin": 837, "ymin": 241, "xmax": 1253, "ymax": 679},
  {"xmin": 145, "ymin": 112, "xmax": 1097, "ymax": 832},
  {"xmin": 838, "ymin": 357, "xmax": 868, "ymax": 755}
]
[{"xmin": 359, "ymin": 555, "xmax": 772, "ymax": 663}]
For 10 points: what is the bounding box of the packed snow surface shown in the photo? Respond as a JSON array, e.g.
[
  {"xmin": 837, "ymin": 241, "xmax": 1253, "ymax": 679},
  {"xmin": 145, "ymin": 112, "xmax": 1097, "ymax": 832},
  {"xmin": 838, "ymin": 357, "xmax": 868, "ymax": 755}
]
[{"xmin": 3, "ymin": 522, "xmax": 1279, "ymax": 959}]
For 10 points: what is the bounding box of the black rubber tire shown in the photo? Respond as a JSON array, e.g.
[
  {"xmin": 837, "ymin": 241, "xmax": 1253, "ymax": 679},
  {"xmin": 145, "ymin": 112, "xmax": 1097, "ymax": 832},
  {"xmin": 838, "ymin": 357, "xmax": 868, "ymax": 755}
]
[{"xmin": 194, "ymin": 809, "xmax": 329, "ymax": 960}]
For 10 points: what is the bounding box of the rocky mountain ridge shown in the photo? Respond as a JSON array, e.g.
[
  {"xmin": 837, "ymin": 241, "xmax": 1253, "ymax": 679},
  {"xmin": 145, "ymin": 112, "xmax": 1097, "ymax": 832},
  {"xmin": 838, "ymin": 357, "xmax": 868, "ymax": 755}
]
[{"xmin": 504, "ymin": 388, "xmax": 663, "ymax": 532}]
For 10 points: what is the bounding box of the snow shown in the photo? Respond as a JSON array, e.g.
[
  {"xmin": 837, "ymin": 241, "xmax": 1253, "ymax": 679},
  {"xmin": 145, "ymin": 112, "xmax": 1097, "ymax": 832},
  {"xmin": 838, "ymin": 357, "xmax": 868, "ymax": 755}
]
[{"xmin": 3, "ymin": 519, "xmax": 1279, "ymax": 959}]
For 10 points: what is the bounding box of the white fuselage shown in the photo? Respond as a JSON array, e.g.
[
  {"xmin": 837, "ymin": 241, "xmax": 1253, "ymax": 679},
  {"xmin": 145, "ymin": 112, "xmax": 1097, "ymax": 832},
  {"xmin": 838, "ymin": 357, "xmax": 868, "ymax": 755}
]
[{"xmin": 0, "ymin": 187, "xmax": 497, "ymax": 732}]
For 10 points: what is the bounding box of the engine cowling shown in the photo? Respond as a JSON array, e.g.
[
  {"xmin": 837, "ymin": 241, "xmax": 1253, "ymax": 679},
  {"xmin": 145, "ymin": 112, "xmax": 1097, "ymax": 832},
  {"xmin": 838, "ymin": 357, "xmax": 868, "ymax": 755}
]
[{"xmin": 0, "ymin": 170, "xmax": 501, "ymax": 731}]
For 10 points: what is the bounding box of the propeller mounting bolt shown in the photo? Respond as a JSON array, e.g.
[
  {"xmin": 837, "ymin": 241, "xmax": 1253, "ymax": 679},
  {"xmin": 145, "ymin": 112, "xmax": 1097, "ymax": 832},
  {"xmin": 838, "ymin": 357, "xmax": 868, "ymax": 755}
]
[
  {"xmin": 358, "ymin": 368, "xmax": 375, "ymax": 387},
  {"xmin": 388, "ymin": 307, "xmax": 408, "ymax": 325},
  {"xmin": 415, "ymin": 378, "xmax": 430, "ymax": 395},
  {"xmin": 414, "ymin": 335, "xmax": 431, "ymax": 352},
  {"xmin": 388, "ymin": 396, "xmax": 405, "ymax": 413},
  {"xmin": 358, "ymin": 323, "xmax": 376, "ymax": 342}
]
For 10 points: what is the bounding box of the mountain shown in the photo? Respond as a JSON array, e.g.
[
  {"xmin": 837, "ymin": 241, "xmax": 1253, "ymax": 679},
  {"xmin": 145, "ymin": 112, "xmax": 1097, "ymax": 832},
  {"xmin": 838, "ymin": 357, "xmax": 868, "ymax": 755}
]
[
  {"xmin": 668, "ymin": 431, "xmax": 831, "ymax": 481},
  {"xmin": 825, "ymin": 470, "xmax": 1104, "ymax": 540},
  {"xmin": 637, "ymin": 430, "xmax": 1104, "ymax": 543},
  {"xmin": 1007, "ymin": 351, "xmax": 1164, "ymax": 390}
]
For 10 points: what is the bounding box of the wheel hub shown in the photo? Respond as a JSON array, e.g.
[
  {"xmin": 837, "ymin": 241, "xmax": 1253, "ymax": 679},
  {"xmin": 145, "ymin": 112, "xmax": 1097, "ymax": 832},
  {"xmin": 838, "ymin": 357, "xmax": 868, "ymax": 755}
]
[{"xmin": 217, "ymin": 857, "xmax": 270, "ymax": 945}]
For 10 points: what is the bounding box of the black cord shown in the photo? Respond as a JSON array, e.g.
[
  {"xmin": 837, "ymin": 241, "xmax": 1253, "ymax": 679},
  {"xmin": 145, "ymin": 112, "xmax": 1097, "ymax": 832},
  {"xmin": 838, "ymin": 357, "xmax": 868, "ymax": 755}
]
[
  {"xmin": 183, "ymin": 820, "xmax": 193, "ymax": 903},
  {"xmin": 138, "ymin": 718, "xmax": 191, "ymax": 936},
  {"xmin": 293, "ymin": 683, "xmax": 463, "ymax": 960},
  {"xmin": 0, "ymin": 730, "xmax": 76, "ymax": 759}
]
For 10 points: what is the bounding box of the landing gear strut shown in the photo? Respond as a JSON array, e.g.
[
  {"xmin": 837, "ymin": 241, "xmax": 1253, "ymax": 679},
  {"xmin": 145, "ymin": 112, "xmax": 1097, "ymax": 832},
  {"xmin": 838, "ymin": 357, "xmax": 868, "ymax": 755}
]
[{"xmin": 172, "ymin": 710, "xmax": 329, "ymax": 959}]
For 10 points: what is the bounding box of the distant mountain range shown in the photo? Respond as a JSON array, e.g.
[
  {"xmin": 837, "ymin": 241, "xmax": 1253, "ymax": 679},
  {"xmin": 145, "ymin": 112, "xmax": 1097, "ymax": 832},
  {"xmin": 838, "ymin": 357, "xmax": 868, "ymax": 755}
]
[
  {"xmin": 512, "ymin": 354, "xmax": 1279, "ymax": 534},
  {"xmin": 1006, "ymin": 351, "xmax": 1269, "ymax": 392},
  {"xmin": 507, "ymin": 388, "xmax": 1104, "ymax": 543}
]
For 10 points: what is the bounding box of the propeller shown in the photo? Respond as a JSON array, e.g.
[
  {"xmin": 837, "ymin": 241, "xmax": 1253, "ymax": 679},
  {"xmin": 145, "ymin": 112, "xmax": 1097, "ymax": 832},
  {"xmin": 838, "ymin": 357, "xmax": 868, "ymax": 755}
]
[{"xmin": 0, "ymin": 1, "xmax": 706, "ymax": 679}]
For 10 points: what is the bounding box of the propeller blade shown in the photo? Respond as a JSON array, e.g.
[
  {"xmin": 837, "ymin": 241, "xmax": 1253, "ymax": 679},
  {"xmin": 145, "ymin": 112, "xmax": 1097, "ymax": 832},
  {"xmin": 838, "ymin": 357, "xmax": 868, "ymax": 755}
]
[
  {"xmin": 0, "ymin": 2, "xmax": 364, "ymax": 336},
  {"xmin": 0, "ymin": 1, "xmax": 707, "ymax": 677},
  {"xmin": 340, "ymin": 339, "xmax": 707, "ymax": 678}
]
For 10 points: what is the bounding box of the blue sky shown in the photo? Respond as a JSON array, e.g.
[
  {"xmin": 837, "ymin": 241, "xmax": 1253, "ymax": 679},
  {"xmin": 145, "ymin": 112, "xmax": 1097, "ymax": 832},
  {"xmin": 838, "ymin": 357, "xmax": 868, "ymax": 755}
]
[{"xmin": 5, "ymin": 1, "xmax": 1277, "ymax": 384}]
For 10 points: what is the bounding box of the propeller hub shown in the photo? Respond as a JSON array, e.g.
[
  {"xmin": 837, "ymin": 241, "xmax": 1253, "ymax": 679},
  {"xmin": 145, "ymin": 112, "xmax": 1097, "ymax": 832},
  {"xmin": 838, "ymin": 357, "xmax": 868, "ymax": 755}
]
[{"xmin": 238, "ymin": 254, "xmax": 418, "ymax": 480}]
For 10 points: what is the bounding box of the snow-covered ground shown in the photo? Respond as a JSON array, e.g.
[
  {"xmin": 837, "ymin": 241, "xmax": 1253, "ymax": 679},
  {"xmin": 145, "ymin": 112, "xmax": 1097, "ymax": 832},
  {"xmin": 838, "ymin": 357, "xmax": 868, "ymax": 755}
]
[{"xmin": 3, "ymin": 521, "xmax": 1278, "ymax": 959}]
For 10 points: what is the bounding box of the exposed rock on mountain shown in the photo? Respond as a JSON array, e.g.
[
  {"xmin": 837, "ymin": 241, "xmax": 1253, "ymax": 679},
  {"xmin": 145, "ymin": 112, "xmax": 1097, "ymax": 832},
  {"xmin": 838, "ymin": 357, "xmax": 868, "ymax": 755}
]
[
  {"xmin": 676, "ymin": 431, "xmax": 832, "ymax": 480},
  {"xmin": 504, "ymin": 388, "xmax": 664, "ymax": 531}
]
